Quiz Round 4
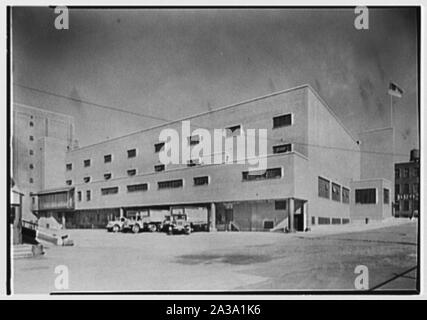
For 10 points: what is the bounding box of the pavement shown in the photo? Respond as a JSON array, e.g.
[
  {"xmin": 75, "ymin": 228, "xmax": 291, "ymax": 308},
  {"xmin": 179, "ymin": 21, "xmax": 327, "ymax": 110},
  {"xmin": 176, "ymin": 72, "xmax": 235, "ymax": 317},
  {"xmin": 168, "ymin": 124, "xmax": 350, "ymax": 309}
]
[{"xmin": 12, "ymin": 218, "xmax": 418, "ymax": 294}]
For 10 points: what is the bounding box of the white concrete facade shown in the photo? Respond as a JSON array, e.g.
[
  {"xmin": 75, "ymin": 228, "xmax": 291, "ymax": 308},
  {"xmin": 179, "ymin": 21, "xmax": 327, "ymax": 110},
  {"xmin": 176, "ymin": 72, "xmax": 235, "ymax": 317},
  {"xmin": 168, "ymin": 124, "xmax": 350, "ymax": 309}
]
[{"xmin": 55, "ymin": 85, "xmax": 393, "ymax": 230}]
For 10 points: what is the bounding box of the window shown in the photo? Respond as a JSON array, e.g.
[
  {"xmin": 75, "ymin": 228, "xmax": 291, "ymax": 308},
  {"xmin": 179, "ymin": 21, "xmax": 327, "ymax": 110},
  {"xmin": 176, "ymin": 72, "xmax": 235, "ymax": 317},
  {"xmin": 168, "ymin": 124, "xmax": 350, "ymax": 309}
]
[
  {"xmin": 273, "ymin": 114, "xmax": 292, "ymax": 128},
  {"xmin": 413, "ymin": 167, "xmax": 420, "ymax": 177},
  {"xmin": 404, "ymin": 183, "xmax": 409, "ymax": 194},
  {"xmin": 104, "ymin": 173, "xmax": 112, "ymax": 180},
  {"xmin": 332, "ymin": 183, "xmax": 341, "ymax": 202},
  {"xmin": 275, "ymin": 200, "xmax": 286, "ymax": 210},
  {"xmin": 187, "ymin": 159, "xmax": 200, "ymax": 167},
  {"xmin": 154, "ymin": 164, "xmax": 165, "ymax": 172},
  {"xmin": 83, "ymin": 176, "xmax": 91, "ymax": 183},
  {"xmin": 188, "ymin": 135, "xmax": 200, "ymax": 146},
  {"xmin": 127, "ymin": 183, "xmax": 148, "ymax": 192},
  {"xmin": 264, "ymin": 220, "xmax": 274, "ymax": 229},
  {"xmin": 29, "ymin": 121, "xmax": 34, "ymax": 127},
  {"xmin": 413, "ymin": 183, "xmax": 420, "ymax": 194},
  {"xmin": 342, "ymin": 187, "xmax": 350, "ymax": 204},
  {"xmin": 86, "ymin": 190, "xmax": 91, "ymax": 201},
  {"xmin": 66, "ymin": 163, "xmax": 72, "ymax": 171},
  {"xmin": 127, "ymin": 169, "xmax": 137, "ymax": 176},
  {"xmin": 29, "ymin": 149, "xmax": 34, "ymax": 156},
  {"xmin": 158, "ymin": 179, "xmax": 183, "ymax": 189},
  {"xmin": 29, "ymin": 135, "xmax": 34, "ymax": 141},
  {"xmin": 395, "ymin": 184, "xmax": 400, "ymax": 195},
  {"xmin": 29, "ymin": 164, "xmax": 34, "ymax": 169},
  {"xmin": 384, "ymin": 188, "xmax": 390, "ymax": 204},
  {"xmin": 355, "ymin": 188, "xmax": 376, "ymax": 204},
  {"xmin": 194, "ymin": 176, "xmax": 209, "ymax": 186},
  {"xmin": 127, "ymin": 149, "xmax": 137, "ymax": 158},
  {"xmin": 404, "ymin": 168, "xmax": 409, "ymax": 178},
  {"xmin": 318, "ymin": 217, "xmax": 331, "ymax": 225},
  {"xmin": 395, "ymin": 201, "xmax": 400, "ymax": 211},
  {"xmin": 101, "ymin": 187, "xmax": 119, "ymax": 195},
  {"xmin": 84, "ymin": 159, "xmax": 91, "ymax": 167},
  {"xmin": 395, "ymin": 168, "xmax": 400, "ymax": 178},
  {"xmin": 273, "ymin": 144, "xmax": 292, "ymax": 154},
  {"xmin": 104, "ymin": 154, "xmax": 112, "ymax": 163},
  {"xmin": 29, "ymin": 178, "xmax": 34, "ymax": 184},
  {"xmin": 318, "ymin": 177, "xmax": 330, "ymax": 199},
  {"xmin": 332, "ymin": 218, "xmax": 341, "ymax": 225},
  {"xmin": 154, "ymin": 142, "xmax": 165, "ymax": 153},
  {"xmin": 77, "ymin": 191, "xmax": 82, "ymax": 202},
  {"xmin": 403, "ymin": 200, "xmax": 409, "ymax": 211},
  {"xmin": 225, "ymin": 124, "xmax": 241, "ymax": 137},
  {"xmin": 66, "ymin": 180, "xmax": 72, "ymax": 186},
  {"xmin": 242, "ymin": 168, "xmax": 282, "ymax": 181}
]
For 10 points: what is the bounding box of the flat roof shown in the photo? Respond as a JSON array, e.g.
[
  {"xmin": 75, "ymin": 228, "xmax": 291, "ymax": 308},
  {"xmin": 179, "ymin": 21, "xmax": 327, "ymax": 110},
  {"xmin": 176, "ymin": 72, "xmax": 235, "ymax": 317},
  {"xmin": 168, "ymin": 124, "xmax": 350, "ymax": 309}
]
[{"xmin": 68, "ymin": 83, "xmax": 357, "ymax": 152}]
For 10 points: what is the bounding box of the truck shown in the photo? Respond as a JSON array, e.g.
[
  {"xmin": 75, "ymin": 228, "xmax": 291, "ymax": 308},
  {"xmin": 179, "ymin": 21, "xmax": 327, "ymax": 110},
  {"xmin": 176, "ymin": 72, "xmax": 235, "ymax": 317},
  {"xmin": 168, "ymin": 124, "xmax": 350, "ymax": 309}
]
[
  {"xmin": 122, "ymin": 209, "xmax": 169, "ymax": 233},
  {"xmin": 165, "ymin": 213, "xmax": 191, "ymax": 235},
  {"xmin": 165, "ymin": 207, "xmax": 208, "ymax": 234},
  {"xmin": 106, "ymin": 217, "xmax": 127, "ymax": 232}
]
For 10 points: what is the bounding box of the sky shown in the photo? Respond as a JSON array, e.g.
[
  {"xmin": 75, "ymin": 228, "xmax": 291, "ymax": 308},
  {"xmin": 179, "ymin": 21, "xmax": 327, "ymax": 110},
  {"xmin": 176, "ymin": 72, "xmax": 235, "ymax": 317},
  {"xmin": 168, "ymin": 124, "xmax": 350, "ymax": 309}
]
[{"xmin": 11, "ymin": 7, "xmax": 419, "ymax": 159}]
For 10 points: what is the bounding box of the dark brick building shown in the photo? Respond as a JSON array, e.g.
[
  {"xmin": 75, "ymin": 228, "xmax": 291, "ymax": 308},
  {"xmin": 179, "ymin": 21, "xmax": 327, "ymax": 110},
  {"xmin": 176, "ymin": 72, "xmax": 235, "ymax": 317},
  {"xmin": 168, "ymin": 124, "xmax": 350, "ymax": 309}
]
[{"xmin": 394, "ymin": 149, "xmax": 420, "ymax": 217}]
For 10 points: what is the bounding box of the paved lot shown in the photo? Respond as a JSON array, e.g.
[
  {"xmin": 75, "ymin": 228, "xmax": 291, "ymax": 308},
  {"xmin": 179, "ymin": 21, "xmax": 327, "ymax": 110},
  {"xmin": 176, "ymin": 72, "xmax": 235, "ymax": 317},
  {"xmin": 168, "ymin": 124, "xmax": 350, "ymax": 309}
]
[{"xmin": 13, "ymin": 219, "xmax": 418, "ymax": 293}]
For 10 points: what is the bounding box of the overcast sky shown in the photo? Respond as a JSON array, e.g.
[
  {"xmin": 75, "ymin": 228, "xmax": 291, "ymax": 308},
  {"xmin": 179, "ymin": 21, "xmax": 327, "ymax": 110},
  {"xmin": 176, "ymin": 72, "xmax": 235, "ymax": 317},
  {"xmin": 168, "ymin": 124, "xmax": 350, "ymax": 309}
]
[{"xmin": 12, "ymin": 7, "xmax": 419, "ymax": 159}]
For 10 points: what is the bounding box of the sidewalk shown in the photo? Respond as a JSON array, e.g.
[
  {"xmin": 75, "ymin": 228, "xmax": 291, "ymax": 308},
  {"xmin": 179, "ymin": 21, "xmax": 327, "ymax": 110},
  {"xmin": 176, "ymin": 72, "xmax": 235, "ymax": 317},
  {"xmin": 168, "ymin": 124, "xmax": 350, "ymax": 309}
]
[{"xmin": 301, "ymin": 217, "xmax": 417, "ymax": 237}]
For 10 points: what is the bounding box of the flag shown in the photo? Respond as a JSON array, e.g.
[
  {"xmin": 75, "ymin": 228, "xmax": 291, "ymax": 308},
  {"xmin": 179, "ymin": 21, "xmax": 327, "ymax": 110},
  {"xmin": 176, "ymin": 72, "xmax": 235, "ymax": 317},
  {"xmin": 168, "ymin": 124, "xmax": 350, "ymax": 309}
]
[{"xmin": 388, "ymin": 82, "xmax": 404, "ymax": 98}]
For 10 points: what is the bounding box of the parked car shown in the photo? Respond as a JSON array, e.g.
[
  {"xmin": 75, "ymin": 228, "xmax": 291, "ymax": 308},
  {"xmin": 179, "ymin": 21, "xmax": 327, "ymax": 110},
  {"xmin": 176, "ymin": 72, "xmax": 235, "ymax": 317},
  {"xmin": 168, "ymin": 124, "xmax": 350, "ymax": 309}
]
[{"xmin": 106, "ymin": 217, "xmax": 126, "ymax": 232}]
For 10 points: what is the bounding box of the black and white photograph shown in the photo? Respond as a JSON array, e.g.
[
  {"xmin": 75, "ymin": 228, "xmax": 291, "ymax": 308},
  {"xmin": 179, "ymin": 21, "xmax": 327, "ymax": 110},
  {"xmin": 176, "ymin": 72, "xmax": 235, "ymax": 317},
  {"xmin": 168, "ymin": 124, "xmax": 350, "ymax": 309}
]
[{"xmin": 6, "ymin": 5, "xmax": 422, "ymax": 297}]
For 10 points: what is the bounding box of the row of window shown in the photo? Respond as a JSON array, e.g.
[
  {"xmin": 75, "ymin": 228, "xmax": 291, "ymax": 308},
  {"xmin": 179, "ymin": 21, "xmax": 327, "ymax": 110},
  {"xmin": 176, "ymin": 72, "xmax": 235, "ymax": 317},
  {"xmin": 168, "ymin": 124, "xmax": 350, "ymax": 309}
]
[
  {"xmin": 395, "ymin": 199, "xmax": 419, "ymax": 211},
  {"xmin": 66, "ymin": 114, "xmax": 294, "ymax": 171},
  {"xmin": 66, "ymin": 141, "xmax": 293, "ymax": 173},
  {"xmin": 395, "ymin": 167, "xmax": 420, "ymax": 178},
  {"xmin": 75, "ymin": 166, "xmax": 284, "ymax": 200},
  {"xmin": 395, "ymin": 183, "xmax": 420, "ymax": 195},
  {"xmin": 76, "ymin": 176, "xmax": 210, "ymax": 201},
  {"xmin": 318, "ymin": 177, "xmax": 350, "ymax": 204},
  {"xmin": 69, "ymin": 165, "xmax": 283, "ymax": 187},
  {"xmin": 355, "ymin": 188, "xmax": 390, "ymax": 204}
]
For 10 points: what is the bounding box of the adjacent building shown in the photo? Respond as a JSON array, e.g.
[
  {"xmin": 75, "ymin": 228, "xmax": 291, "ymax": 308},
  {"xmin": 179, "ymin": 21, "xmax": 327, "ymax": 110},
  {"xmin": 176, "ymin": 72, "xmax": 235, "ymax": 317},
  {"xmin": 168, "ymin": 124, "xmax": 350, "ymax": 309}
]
[
  {"xmin": 12, "ymin": 103, "xmax": 76, "ymax": 221},
  {"xmin": 33, "ymin": 84, "xmax": 393, "ymax": 231},
  {"xmin": 394, "ymin": 149, "xmax": 420, "ymax": 217}
]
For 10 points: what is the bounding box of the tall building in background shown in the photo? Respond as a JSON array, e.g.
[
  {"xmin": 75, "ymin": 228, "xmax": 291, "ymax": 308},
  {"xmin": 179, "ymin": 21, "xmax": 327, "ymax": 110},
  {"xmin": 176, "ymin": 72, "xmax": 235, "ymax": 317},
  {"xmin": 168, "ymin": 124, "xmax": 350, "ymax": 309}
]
[
  {"xmin": 394, "ymin": 149, "xmax": 420, "ymax": 217},
  {"xmin": 12, "ymin": 103, "xmax": 75, "ymax": 221}
]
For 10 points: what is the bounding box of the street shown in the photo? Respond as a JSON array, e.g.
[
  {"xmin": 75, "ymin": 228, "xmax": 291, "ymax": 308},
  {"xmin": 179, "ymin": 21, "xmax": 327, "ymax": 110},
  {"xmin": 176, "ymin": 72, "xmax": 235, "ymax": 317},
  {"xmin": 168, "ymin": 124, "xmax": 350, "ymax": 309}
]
[{"xmin": 13, "ymin": 220, "xmax": 418, "ymax": 293}]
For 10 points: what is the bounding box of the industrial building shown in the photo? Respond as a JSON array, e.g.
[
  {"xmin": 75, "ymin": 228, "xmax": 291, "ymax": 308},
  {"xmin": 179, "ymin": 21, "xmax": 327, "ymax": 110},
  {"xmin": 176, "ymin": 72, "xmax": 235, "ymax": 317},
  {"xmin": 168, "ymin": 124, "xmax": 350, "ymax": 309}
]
[
  {"xmin": 394, "ymin": 149, "xmax": 420, "ymax": 218},
  {"xmin": 30, "ymin": 85, "xmax": 394, "ymax": 231},
  {"xmin": 12, "ymin": 103, "xmax": 76, "ymax": 221}
]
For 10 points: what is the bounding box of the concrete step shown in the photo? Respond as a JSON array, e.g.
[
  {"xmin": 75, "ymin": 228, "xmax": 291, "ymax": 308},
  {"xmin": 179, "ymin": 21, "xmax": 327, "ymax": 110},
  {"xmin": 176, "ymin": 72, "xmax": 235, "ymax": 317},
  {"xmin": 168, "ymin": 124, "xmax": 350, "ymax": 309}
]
[
  {"xmin": 13, "ymin": 244, "xmax": 34, "ymax": 252},
  {"xmin": 13, "ymin": 244, "xmax": 44, "ymax": 259}
]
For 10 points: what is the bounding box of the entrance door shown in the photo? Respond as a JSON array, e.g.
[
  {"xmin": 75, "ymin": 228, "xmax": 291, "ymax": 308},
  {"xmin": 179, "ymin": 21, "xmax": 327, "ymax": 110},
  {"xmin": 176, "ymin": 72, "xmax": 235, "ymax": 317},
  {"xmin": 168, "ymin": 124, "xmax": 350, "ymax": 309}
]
[
  {"xmin": 293, "ymin": 200, "xmax": 306, "ymax": 232},
  {"xmin": 294, "ymin": 214, "xmax": 304, "ymax": 231},
  {"xmin": 225, "ymin": 208, "xmax": 233, "ymax": 231}
]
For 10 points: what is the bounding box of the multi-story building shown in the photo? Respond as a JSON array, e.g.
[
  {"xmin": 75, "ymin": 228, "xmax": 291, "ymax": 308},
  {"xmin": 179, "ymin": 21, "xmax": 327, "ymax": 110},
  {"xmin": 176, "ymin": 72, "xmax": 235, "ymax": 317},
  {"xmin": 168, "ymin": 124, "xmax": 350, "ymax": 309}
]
[
  {"xmin": 34, "ymin": 84, "xmax": 393, "ymax": 231},
  {"xmin": 12, "ymin": 103, "xmax": 75, "ymax": 221},
  {"xmin": 394, "ymin": 149, "xmax": 420, "ymax": 217}
]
